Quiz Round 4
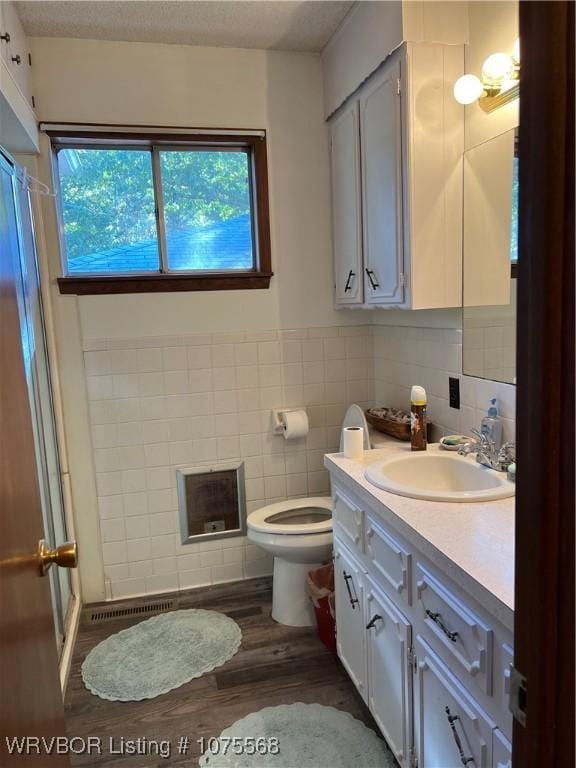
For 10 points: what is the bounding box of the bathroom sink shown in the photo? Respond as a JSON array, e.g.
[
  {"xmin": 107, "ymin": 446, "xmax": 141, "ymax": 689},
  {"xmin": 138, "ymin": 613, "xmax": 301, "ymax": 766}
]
[{"xmin": 364, "ymin": 451, "xmax": 515, "ymax": 502}]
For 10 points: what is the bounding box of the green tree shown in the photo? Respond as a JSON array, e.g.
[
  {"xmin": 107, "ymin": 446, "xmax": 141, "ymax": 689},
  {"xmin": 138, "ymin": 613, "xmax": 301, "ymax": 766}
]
[{"xmin": 58, "ymin": 148, "xmax": 251, "ymax": 261}]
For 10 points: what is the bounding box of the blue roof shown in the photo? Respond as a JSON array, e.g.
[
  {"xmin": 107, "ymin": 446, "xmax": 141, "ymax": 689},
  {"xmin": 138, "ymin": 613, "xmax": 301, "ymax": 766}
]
[{"xmin": 68, "ymin": 213, "xmax": 253, "ymax": 274}]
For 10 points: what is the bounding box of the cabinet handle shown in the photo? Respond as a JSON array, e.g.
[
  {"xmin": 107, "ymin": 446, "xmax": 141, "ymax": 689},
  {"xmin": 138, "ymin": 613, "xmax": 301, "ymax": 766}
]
[
  {"xmin": 444, "ymin": 706, "xmax": 475, "ymax": 766},
  {"xmin": 426, "ymin": 609, "xmax": 459, "ymax": 643},
  {"xmin": 365, "ymin": 268, "xmax": 380, "ymax": 290},
  {"xmin": 344, "ymin": 270, "xmax": 355, "ymax": 292},
  {"xmin": 11, "ymin": 54, "xmax": 21, "ymax": 64},
  {"xmin": 342, "ymin": 570, "xmax": 359, "ymax": 609},
  {"xmin": 365, "ymin": 614, "xmax": 382, "ymax": 630},
  {"xmin": 0, "ymin": 33, "xmax": 10, "ymax": 43}
]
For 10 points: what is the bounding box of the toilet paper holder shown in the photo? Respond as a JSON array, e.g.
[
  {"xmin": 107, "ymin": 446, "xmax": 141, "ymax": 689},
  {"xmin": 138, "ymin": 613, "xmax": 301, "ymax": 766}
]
[{"xmin": 272, "ymin": 408, "xmax": 307, "ymax": 435}]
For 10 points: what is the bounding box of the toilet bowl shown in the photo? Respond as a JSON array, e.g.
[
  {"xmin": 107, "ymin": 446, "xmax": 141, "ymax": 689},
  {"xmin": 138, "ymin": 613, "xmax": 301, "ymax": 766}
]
[
  {"xmin": 247, "ymin": 496, "xmax": 333, "ymax": 627},
  {"xmin": 247, "ymin": 404, "xmax": 379, "ymax": 627}
]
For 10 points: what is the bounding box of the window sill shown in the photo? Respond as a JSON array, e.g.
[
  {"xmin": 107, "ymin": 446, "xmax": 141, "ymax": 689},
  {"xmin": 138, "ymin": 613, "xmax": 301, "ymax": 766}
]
[{"xmin": 57, "ymin": 272, "xmax": 273, "ymax": 295}]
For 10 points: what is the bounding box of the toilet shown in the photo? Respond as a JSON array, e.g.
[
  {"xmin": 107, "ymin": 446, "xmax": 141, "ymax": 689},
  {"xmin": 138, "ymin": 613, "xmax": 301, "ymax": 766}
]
[{"xmin": 247, "ymin": 405, "xmax": 378, "ymax": 627}]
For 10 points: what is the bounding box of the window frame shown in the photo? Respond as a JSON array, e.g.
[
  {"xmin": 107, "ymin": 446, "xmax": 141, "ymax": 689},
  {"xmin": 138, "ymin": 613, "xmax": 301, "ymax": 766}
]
[{"xmin": 48, "ymin": 128, "xmax": 272, "ymax": 294}]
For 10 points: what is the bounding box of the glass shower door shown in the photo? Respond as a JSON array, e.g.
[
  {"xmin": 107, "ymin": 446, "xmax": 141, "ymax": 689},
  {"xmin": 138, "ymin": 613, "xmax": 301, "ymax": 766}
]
[{"xmin": 4, "ymin": 153, "xmax": 73, "ymax": 653}]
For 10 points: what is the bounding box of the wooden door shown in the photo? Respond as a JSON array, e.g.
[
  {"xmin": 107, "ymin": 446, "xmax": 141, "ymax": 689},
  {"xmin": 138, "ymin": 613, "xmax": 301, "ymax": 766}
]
[
  {"xmin": 414, "ymin": 637, "xmax": 494, "ymax": 768},
  {"xmin": 359, "ymin": 57, "xmax": 404, "ymax": 306},
  {"xmin": 513, "ymin": 2, "xmax": 575, "ymax": 766},
  {"xmin": 0, "ymin": 155, "xmax": 69, "ymax": 765},
  {"xmin": 333, "ymin": 538, "xmax": 367, "ymax": 699},
  {"xmin": 330, "ymin": 100, "xmax": 364, "ymax": 306},
  {"xmin": 365, "ymin": 579, "xmax": 413, "ymax": 767}
]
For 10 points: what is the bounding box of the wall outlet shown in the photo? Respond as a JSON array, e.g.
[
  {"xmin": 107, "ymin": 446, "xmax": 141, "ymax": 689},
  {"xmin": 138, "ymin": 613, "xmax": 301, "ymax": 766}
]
[{"xmin": 449, "ymin": 377, "xmax": 460, "ymax": 409}]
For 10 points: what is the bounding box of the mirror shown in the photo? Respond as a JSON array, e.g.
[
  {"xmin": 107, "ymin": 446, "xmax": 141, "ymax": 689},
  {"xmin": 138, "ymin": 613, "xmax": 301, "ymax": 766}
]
[{"xmin": 462, "ymin": 127, "xmax": 518, "ymax": 384}]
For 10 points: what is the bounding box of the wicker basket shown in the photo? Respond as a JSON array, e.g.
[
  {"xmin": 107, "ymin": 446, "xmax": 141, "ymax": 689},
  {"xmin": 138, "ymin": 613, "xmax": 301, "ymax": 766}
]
[{"xmin": 365, "ymin": 408, "xmax": 411, "ymax": 442}]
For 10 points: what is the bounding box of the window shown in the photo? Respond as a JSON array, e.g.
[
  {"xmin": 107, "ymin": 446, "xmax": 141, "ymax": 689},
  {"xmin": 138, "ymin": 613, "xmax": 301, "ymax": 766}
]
[{"xmin": 49, "ymin": 128, "xmax": 272, "ymax": 294}]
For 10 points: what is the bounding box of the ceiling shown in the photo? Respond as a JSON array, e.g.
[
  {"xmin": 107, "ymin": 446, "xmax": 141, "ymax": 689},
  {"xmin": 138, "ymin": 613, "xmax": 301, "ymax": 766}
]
[{"xmin": 14, "ymin": 1, "xmax": 354, "ymax": 52}]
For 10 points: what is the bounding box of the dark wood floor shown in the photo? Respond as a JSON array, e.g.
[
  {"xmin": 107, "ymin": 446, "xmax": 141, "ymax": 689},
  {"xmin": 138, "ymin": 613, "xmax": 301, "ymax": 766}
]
[{"xmin": 65, "ymin": 577, "xmax": 391, "ymax": 767}]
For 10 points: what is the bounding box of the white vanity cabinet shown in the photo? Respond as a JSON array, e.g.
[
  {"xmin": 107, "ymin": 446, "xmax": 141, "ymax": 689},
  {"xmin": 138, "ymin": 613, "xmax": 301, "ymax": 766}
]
[
  {"xmin": 330, "ymin": 480, "xmax": 514, "ymax": 768},
  {"xmin": 328, "ymin": 42, "xmax": 464, "ymax": 310},
  {"xmin": 333, "ymin": 543, "xmax": 367, "ymax": 698},
  {"xmin": 415, "ymin": 637, "xmax": 495, "ymax": 768},
  {"xmin": 365, "ymin": 578, "xmax": 413, "ymax": 765}
]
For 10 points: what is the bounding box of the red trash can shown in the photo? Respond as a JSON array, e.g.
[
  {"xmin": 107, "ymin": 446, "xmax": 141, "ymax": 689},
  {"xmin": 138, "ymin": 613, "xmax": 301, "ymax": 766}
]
[{"xmin": 307, "ymin": 563, "xmax": 336, "ymax": 654}]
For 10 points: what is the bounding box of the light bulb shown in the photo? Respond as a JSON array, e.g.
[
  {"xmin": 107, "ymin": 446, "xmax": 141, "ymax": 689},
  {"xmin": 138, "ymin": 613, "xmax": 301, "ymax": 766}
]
[
  {"xmin": 512, "ymin": 37, "xmax": 520, "ymax": 64},
  {"xmin": 482, "ymin": 52, "xmax": 515, "ymax": 83},
  {"xmin": 453, "ymin": 74, "xmax": 484, "ymax": 105}
]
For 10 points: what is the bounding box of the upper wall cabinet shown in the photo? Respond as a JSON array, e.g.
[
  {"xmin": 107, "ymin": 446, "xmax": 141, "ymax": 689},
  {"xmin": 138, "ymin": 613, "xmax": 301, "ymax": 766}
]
[
  {"xmin": 0, "ymin": 1, "xmax": 37, "ymax": 152},
  {"xmin": 0, "ymin": 2, "xmax": 32, "ymax": 104},
  {"xmin": 331, "ymin": 101, "xmax": 363, "ymax": 305},
  {"xmin": 329, "ymin": 43, "xmax": 464, "ymax": 311}
]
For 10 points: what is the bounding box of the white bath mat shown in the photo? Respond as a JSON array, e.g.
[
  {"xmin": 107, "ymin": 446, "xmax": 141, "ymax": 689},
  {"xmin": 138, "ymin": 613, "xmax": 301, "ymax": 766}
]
[
  {"xmin": 81, "ymin": 609, "xmax": 242, "ymax": 702},
  {"xmin": 199, "ymin": 703, "xmax": 394, "ymax": 768}
]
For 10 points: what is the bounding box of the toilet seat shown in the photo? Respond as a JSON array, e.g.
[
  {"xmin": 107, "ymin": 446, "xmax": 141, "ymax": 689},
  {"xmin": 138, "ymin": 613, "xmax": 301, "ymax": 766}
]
[{"xmin": 247, "ymin": 496, "xmax": 332, "ymax": 535}]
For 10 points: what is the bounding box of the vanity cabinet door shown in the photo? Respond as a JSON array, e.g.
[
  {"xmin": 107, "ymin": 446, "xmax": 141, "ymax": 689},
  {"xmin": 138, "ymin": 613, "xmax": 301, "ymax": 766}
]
[
  {"xmin": 359, "ymin": 58, "xmax": 405, "ymax": 306},
  {"xmin": 334, "ymin": 538, "xmax": 367, "ymax": 699},
  {"xmin": 330, "ymin": 100, "xmax": 364, "ymax": 306},
  {"xmin": 415, "ymin": 637, "xmax": 495, "ymax": 768},
  {"xmin": 492, "ymin": 729, "xmax": 512, "ymax": 768},
  {"xmin": 366, "ymin": 579, "xmax": 413, "ymax": 767}
]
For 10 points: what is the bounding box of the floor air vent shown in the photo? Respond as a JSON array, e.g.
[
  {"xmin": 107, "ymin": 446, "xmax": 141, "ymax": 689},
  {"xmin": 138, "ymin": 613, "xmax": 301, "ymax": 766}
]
[{"xmin": 88, "ymin": 600, "xmax": 176, "ymax": 623}]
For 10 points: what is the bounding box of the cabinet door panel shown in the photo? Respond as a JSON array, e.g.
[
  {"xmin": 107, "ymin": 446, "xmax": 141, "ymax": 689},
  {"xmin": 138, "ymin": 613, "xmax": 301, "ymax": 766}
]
[
  {"xmin": 415, "ymin": 637, "xmax": 495, "ymax": 768},
  {"xmin": 334, "ymin": 538, "xmax": 366, "ymax": 698},
  {"xmin": 360, "ymin": 59, "xmax": 404, "ymax": 305},
  {"xmin": 366, "ymin": 579, "xmax": 413, "ymax": 766},
  {"xmin": 333, "ymin": 487, "xmax": 364, "ymax": 553},
  {"xmin": 492, "ymin": 728, "xmax": 512, "ymax": 768},
  {"xmin": 2, "ymin": 2, "xmax": 32, "ymax": 104},
  {"xmin": 366, "ymin": 514, "xmax": 412, "ymax": 605},
  {"xmin": 330, "ymin": 101, "xmax": 363, "ymax": 305},
  {"xmin": 416, "ymin": 563, "xmax": 493, "ymax": 695}
]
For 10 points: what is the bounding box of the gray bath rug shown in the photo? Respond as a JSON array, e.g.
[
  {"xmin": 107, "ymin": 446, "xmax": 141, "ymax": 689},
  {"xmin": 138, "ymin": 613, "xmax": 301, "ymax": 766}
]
[
  {"xmin": 198, "ymin": 703, "xmax": 393, "ymax": 768},
  {"xmin": 82, "ymin": 609, "xmax": 242, "ymax": 702}
]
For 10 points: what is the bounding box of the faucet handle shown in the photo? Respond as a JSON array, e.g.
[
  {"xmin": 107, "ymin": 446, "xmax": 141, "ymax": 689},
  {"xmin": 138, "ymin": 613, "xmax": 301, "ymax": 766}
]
[
  {"xmin": 498, "ymin": 442, "xmax": 516, "ymax": 464},
  {"xmin": 471, "ymin": 428, "xmax": 495, "ymax": 454}
]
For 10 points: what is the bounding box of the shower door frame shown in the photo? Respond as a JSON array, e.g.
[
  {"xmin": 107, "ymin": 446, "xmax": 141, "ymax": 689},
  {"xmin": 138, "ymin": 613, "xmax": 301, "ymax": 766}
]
[{"xmin": 8, "ymin": 147, "xmax": 80, "ymax": 663}]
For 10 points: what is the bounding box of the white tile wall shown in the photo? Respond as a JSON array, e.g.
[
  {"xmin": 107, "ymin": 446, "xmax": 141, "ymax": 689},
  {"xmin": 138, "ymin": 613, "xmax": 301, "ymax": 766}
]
[
  {"xmin": 373, "ymin": 325, "xmax": 516, "ymax": 443},
  {"xmin": 463, "ymin": 313, "xmax": 516, "ymax": 384},
  {"xmin": 84, "ymin": 325, "xmax": 374, "ymax": 600},
  {"xmin": 84, "ymin": 321, "xmax": 515, "ymax": 601}
]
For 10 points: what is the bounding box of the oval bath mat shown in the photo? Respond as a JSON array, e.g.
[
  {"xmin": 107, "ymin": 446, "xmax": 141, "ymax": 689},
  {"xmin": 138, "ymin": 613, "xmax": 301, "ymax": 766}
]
[
  {"xmin": 82, "ymin": 609, "xmax": 242, "ymax": 702},
  {"xmin": 199, "ymin": 703, "xmax": 394, "ymax": 768}
]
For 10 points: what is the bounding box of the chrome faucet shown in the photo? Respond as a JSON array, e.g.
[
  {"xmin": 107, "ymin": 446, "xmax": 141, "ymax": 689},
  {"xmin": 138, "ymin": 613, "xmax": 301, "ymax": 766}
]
[{"xmin": 458, "ymin": 429, "xmax": 516, "ymax": 472}]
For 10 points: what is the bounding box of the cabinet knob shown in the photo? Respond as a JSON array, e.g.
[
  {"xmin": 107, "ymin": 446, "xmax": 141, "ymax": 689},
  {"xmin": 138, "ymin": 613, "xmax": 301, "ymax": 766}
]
[
  {"xmin": 0, "ymin": 32, "xmax": 10, "ymax": 43},
  {"xmin": 11, "ymin": 54, "xmax": 21, "ymax": 64}
]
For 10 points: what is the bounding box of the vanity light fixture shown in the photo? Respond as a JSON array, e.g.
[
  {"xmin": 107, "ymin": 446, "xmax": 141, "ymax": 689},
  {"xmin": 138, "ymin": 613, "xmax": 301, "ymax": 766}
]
[{"xmin": 454, "ymin": 38, "xmax": 520, "ymax": 112}]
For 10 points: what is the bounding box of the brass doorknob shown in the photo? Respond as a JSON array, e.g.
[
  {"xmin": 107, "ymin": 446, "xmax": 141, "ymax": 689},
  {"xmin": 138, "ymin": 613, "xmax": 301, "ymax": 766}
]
[{"xmin": 37, "ymin": 539, "xmax": 78, "ymax": 576}]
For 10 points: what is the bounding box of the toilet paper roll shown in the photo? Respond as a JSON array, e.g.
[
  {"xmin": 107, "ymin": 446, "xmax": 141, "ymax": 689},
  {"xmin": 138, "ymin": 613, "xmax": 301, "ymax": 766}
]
[
  {"xmin": 343, "ymin": 426, "xmax": 364, "ymax": 459},
  {"xmin": 282, "ymin": 410, "xmax": 309, "ymax": 440}
]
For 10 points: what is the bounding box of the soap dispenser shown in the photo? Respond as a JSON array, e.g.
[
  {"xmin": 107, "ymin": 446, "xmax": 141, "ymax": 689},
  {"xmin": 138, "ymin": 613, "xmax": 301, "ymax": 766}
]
[{"xmin": 481, "ymin": 397, "xmax": 503, "ymax": 450}]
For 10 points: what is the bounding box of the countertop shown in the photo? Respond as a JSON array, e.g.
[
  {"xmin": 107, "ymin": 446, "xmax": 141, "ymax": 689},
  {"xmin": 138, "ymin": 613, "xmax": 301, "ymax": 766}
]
[{"xmin": 325, "ymin": 439, "xmax": 515, "ymax": 631}]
